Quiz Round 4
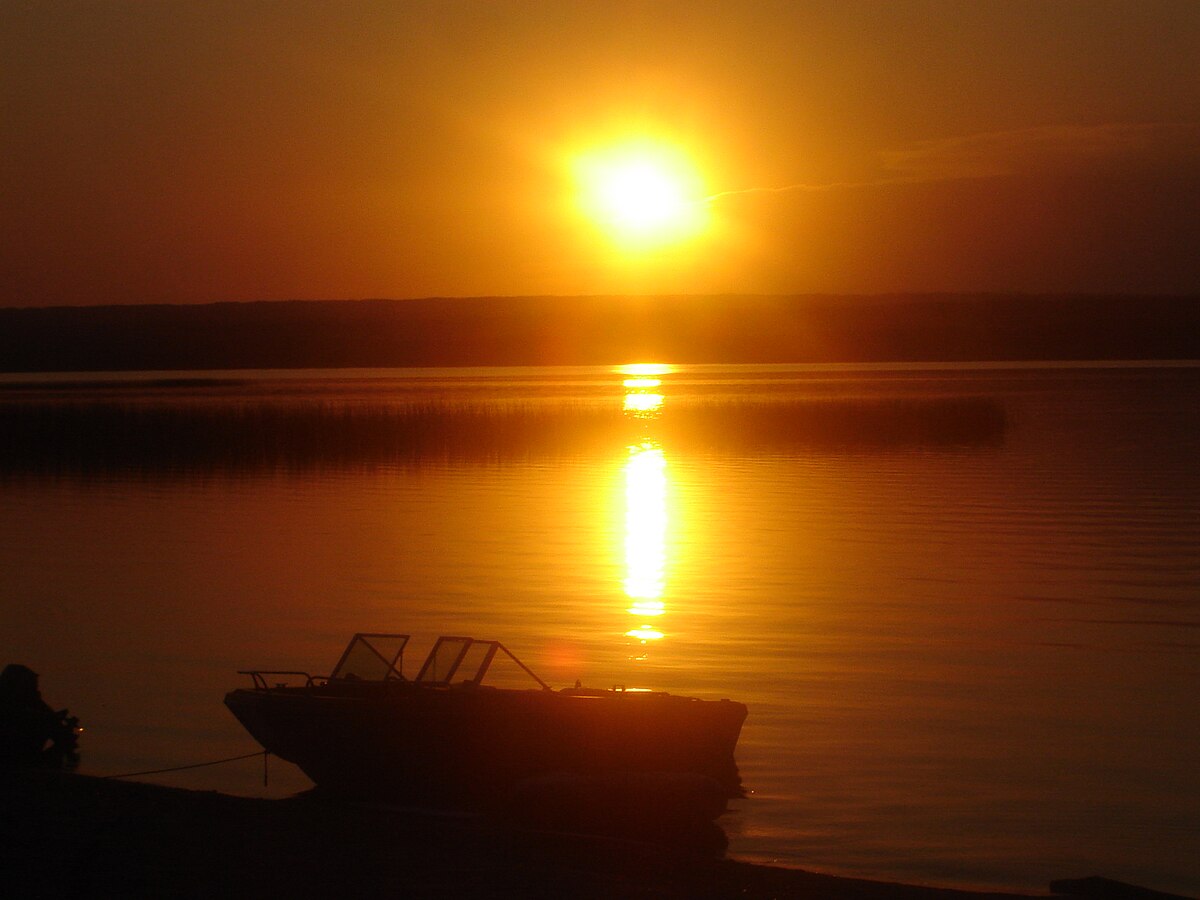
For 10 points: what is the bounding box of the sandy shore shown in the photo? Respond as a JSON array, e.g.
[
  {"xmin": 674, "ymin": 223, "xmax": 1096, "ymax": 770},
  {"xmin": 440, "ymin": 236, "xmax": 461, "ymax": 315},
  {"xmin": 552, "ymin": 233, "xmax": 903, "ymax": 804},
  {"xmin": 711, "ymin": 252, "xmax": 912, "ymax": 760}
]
[{"xmin": 0, "ymin": 771, "xmax": 1174, "ymax": 899}]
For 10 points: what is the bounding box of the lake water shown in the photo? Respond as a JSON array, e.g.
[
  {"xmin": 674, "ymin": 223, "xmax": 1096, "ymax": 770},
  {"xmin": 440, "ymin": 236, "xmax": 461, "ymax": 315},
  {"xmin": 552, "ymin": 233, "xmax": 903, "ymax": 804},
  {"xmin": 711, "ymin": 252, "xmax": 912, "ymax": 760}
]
[{"xmin": 2, "ymin": 362, "xmax": 1198, "ymax": 895}]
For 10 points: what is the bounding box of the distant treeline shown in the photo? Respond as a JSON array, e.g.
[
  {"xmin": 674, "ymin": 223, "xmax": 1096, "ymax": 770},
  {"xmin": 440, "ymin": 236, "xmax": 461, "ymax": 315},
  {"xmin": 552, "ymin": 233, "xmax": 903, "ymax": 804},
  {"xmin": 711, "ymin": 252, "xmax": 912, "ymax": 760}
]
[
  {"xmin": 0, "ymin": 294, "xmax": 1197, "ymax": 372},
  {"xmin": 0, "ymin": 396, "xmax": 1004, "ymax": 476}
]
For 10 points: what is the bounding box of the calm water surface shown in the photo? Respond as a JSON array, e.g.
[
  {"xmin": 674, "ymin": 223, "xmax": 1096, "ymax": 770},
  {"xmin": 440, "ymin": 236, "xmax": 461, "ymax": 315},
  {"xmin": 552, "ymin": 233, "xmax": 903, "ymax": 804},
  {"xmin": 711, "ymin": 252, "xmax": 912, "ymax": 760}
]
[{"xmin": 2, "ymin": 363, "xmax": 1198, "ymax": 894}]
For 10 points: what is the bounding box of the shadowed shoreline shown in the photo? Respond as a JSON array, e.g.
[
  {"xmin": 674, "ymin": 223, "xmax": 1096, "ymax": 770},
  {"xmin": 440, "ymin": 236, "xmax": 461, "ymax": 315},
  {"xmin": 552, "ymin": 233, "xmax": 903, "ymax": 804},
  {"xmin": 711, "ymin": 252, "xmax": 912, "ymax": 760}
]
[
  {"xmin": 0, "ymin": 771, "xmax": 1059, "ymax": 899},
  {"xmin": 0, "ymin": 395, "xmax": 1005, "ymax": 477},
  {"xmin": 2, "ymin": 295, "xmax": 1198, "ymax": 372},
  {"xmin": 6, "ymin": 772, "xmax": 1188, "ymax": 898}
]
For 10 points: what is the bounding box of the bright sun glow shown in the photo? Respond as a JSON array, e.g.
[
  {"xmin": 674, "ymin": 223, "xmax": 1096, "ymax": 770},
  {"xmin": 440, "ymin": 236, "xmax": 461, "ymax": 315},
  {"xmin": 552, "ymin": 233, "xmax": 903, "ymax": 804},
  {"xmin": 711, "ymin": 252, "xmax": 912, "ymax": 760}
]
[
  {"xmin": 575, "ymin": 141, "xmax": 707, "ymax": 248},
  {"xmin": 600, "ymin": 162, "xmax": 683, "ymax": 228}
]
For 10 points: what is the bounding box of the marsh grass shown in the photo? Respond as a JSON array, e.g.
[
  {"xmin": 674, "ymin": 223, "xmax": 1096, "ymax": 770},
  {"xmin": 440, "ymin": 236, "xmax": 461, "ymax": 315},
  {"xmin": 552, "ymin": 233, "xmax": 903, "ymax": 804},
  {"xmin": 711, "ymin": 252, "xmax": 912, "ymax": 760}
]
[{"xmin": 0, "ymin": 395, "xmax": 1005, "ymax": 477}]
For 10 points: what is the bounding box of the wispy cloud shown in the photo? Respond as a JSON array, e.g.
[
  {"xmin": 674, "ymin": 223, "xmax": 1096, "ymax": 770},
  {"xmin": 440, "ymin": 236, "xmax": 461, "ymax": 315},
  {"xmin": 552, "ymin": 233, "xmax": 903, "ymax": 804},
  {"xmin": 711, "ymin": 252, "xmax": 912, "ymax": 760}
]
[
  {"xmin": 704, "ymin": 180, "xmax": 874, "ymax": 201},
  {"xmin": 879, "ymin": 122, "xmax": 1200, "ymax": 181},
  {"xmin": 706, "ymin": 122, "xmax": 1200, "ymax": 203}
]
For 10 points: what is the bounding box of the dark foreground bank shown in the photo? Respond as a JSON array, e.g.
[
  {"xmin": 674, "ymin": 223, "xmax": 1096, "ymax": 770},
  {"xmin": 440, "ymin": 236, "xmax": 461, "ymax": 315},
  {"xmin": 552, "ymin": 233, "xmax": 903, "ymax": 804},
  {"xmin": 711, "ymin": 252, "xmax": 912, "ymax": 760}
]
[
  {"xmin": 3, "ymin": 294, "xmax": 1199, "ymax": 372},
  {"xmin": 3, "ymin": 772, "xmax": 1187, "ymax": 900}
]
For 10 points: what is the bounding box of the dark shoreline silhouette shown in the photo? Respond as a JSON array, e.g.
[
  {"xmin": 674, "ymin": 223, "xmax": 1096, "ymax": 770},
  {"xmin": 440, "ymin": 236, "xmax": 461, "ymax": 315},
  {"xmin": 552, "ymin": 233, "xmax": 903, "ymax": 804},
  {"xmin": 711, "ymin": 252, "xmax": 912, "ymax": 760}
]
[
  {"xmin": 2, "ymin": 294, "xmax": 1198, "ymax": 373},
  {"xmin": 0, "ymin": 395, "xmax": 1006, "ymax": 476},
  {"xmin": 3, "ymin": 771, "xmax": 1188, "ymax": 899}
]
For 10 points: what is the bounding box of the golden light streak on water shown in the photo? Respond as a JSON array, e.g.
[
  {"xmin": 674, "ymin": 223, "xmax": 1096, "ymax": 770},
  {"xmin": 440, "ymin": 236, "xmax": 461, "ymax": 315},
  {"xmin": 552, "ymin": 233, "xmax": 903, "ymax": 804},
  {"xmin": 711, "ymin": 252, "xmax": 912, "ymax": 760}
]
[
  {"xmin": 620, "ymin": 366, "xmax": 672, "ymax": 657},
  {"xmin": 623, "ymin": 392, "xmax": 664, "ymax": 414},
  {"xmin": 615, "ymin": 363, "xmax": 673, "ymax": 377},
  {"xmin": 627, "ymin": 599, "xmax": 666, "ymax": 616},
  {"xmin": 624, "ymin": 625, "xmax": 664, "ymax": 642},
  {"xmin": 623, "ymin": 443, "xmax": 667, "ymax": 602}
]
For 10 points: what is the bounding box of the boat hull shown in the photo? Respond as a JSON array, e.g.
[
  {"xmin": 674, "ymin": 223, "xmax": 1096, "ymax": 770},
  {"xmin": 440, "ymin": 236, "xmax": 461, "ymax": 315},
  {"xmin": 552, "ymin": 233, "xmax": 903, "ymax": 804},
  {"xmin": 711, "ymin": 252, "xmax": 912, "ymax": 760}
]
[{"xmin": 224, "ymin": 683, "xmax": 746, "ymax": 807}]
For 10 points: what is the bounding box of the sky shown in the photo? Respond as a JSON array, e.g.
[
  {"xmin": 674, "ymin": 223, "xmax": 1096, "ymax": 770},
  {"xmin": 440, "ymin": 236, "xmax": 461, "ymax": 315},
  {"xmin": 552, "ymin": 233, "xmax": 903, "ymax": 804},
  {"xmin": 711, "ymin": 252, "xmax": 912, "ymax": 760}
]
[{"xmin": 3, "ymin": 1, "xmax": 1199, "ymax": 307}]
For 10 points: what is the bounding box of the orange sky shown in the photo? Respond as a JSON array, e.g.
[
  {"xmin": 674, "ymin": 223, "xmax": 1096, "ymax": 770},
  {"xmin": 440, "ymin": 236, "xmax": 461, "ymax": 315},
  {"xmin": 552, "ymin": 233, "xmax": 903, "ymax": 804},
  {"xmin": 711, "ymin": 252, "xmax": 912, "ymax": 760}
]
[{"xmin": 3, "ymin": 1, "xmax": 1198, "ymax": 307}]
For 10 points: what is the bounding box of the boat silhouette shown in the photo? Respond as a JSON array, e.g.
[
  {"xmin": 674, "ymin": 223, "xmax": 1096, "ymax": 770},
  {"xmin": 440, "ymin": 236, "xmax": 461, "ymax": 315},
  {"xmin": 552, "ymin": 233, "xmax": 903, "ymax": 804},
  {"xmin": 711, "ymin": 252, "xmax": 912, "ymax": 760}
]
[{"xmin": 225, "ymin": 634, "xmax": 746, "ymax": 821}]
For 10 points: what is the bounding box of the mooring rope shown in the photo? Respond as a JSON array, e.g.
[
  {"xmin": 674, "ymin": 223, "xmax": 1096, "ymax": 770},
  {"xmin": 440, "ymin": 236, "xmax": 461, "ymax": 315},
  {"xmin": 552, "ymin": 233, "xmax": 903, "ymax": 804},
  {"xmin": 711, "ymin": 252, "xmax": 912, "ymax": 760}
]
[{"xmin": 104, "ymin": 750, "xmax": 269, "ymax": 781}]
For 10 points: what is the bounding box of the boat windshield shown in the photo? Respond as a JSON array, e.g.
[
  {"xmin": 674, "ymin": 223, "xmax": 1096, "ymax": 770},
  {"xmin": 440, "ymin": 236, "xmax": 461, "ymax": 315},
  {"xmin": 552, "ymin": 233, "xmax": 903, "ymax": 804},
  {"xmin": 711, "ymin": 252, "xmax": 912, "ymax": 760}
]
[
  {"xmin": 331, "ymin": 634, "xmax": 409, "ymax": 681},
  {"xmin": 415, "ymin": 636, "xmax": 549, "ymax": 690}
]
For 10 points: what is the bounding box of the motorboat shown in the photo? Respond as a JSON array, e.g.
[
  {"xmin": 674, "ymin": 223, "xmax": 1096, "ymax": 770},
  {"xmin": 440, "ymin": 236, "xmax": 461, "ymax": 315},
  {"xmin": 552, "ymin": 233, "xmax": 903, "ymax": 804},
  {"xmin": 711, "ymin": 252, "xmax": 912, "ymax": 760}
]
[{"xmin": 224, "ymin": 634, "xmax": 747, "ymax": 817}]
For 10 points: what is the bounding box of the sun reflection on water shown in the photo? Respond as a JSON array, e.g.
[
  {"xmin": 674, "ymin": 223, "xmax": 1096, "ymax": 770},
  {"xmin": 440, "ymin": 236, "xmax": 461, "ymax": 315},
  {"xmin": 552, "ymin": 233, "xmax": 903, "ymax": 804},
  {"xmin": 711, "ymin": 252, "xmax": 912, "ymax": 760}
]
[
  {"xmin": 623, "ymin": 624, "xmax": 664, "ymax": 642},
  {"xmin": 623, "ymin": 442, "xmax": 667, "ymax": 602},
  {"xmin": 619, "ymin": 364, "xmax": 672, "ymax": 658},
  {"xmin": 616, "ymin": 363, "xmax": 673, "ymax": 377},
  {"xmin": 623, "ymin": 392, "xmax": 665, "ymax": 415}
]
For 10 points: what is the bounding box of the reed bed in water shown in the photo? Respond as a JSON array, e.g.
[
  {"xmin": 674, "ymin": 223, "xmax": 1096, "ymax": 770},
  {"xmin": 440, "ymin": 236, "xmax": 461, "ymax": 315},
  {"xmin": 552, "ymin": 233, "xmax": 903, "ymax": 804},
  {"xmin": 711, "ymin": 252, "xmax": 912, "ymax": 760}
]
[{"xmin": 0, "ymin": 395, "xmax": 1005, "ymax": 476}]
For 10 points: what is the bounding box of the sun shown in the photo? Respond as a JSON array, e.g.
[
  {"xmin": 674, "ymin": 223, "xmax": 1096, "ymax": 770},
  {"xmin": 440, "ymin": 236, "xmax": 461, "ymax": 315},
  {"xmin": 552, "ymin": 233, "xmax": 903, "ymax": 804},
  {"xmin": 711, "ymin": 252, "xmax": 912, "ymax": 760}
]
[
  {"xmin": 596, "ymin": 160, "xmax": 686, "ymax": 231},
  {"xmin": 573, "ymin": 139, "xmax": 708, "ymax": 249}
]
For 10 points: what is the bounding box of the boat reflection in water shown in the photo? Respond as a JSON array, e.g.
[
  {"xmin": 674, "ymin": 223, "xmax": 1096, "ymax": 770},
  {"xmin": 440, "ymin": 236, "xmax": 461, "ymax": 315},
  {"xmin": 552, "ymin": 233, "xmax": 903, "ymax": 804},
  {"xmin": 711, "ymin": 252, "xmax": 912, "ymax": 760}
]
[
  {"xmin": 225, "ymin": 633, "xmax": 746, "ymax": 850},
  {"xmin": 618, "ymin": 364, "xmax": 671, "ymax": 660}
]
